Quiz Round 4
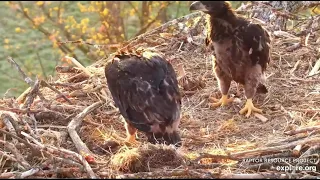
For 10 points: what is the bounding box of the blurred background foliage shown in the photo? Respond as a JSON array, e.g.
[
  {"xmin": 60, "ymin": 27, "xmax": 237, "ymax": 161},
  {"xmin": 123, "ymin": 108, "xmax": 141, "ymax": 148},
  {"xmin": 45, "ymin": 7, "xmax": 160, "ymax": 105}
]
[{"xmin": 0, "ymin": 1, "xmax": 317, "ymax": 98}]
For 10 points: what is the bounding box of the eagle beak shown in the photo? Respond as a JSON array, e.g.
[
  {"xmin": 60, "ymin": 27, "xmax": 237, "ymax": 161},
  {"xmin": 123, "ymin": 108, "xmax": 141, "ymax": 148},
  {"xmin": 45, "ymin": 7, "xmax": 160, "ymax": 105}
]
[{"xmin": 189, "ymin": 1, "xmax": 208, "ymax": 12}]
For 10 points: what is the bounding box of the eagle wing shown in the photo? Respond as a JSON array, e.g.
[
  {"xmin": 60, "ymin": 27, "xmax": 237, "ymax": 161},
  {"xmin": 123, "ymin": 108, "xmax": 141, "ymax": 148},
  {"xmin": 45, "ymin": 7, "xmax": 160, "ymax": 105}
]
[
  {"xmin": 105, "ymin": 55, "xmax": 181, "ymax": 133},
  {"xmin": 240, "ymin": 22, "xmax": 271, "ymax": 71}
]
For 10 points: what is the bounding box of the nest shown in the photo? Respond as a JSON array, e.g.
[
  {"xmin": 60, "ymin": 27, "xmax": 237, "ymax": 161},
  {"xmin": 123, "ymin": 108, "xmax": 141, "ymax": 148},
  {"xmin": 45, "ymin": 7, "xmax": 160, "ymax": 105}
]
[
  {"xmin": 1, "ymin": 6, "xmax": 320, "ymax": 179},
  {"xmin": 110, "ymin": 144, "xmax": 183, "ymax": 173}
]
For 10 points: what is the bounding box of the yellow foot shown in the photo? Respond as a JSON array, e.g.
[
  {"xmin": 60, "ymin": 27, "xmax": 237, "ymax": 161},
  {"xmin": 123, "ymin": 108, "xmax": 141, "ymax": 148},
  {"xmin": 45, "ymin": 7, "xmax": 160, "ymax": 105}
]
[
  {"xmin": 125, "ymin": 134, "xmax": 140, "ymax": 146},
  {"xmin": 209, "ymin": 94, "xmax": 234, "ymax": 108},
  {"xmin": 239, "ymin": 98, "xmax": 262, "ymax": 118}
]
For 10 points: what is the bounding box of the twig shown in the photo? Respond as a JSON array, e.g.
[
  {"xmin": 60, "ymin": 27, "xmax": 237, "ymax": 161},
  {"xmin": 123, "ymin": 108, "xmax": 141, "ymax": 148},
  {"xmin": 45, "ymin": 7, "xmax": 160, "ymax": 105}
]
[
  {"xmin": 16, "ymin": 87, "xmax": 31, "ymax": 104},
  {"xmin": 300, "ymin": 145, "xmax": 320, "ymax": 157},
  {"xmin": 52, "ymin": 156, "xmax": 84, "ymax": 169},
  {"xmin": 116, "ymin": 169, "xmax": 214, "ymax": 179},
  {"xmin": 67, "ymin": 101, "xmax": 103, "ymax": 158},
  {"xmin": 307, "ymin": 58, "xmax": 320, "ymax": 77},
  {"xmin": 63, "ymin": 56, "xmax": 92, "ymax": 76},
  {"xmin": 285, "ymin": 107, "xmax": 320, "ymax": 112},
  {"xmin": 19, "ymin": 168, "xmax": 41, "ymax": 179},
  {"xmin": 20, "ymin": 115, "xmax": 36, "ymax": 139},
  {"xmin": 49, "ymin": 146, "xmax": 98, "ymax": 179},
  {"xmin": 0, "ymin": 111, "xmax": 19, "ymax": 142},
  {"xmin": 40, "ymin": 80, "xmax": 72, "ymax": 104},
  {"xmin": 20, "ymin": 131, "xmax": 44, "ymax": 147},
  {"xmin": 290, "ymin": 60, "xmax": 301, "ymax": 74},
  {"xmin": 0, "ymin": 129, "xmax": 40, "ymax": 155},
  {"xmin": 55, "ymin": 66, "xmax": 80, "ymax": 73},
  {"xmin": 8, "ymin": 129, "xmax": 97, "ymax": 179},
  {"xmin": 265, "ymin": 133, "xmax": 314, "ymax": 147},
  {"xmin": 292, "ymin": 144, "xmax": 303, "ymax": 156},
  {"xmin": 238, "ymin": 162, "xmax": 273, "ymax": 171},
  {"xmin": 0, "ymin": 150, "xmax": 19, "ymax": 163},
  {"xmin": 305, "ymin": 33, "xmax": 311, "ymax": 46},
  {"xmin": 194, "ymin": 153, "xmax": 239, "ymax": 162},
  {"xmin": 34, "ymin": 110, "xmax": 69, "ymax": 123},
  {"xmin": 49, "ymin": 82, "xmax": 82, "ymax": 90},
  {"xmin": 22, "ymin": 78, "xmax": 40, "ymax": 109},
  {"xmin": 0, "ymin": 140, "xmax": 31, "ymax": 170},
  {"xmin": 0, "ymin": 106, "xmax": 42, "ymax": 114},
  {"xmin": 7, "ymin": 57, "xmax": 34, "ymax": 86},
  {"xmin": 221, "ymin": 172, "xmax": 289, "ymax": 179},
  {"xmin": 67, "ymin": 72, "xmax": 89, "ymax": 83},
  {"xmin": 230, "ymin": 137, "xmax": 320, "ymax": 159},
  {"xmin": 284, "ymin": 125, "xmax": 320, "ymax": 135}
]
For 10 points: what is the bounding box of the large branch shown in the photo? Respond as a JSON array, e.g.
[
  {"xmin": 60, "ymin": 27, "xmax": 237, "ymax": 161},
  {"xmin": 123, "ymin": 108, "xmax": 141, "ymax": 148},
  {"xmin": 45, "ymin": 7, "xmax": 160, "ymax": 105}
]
[{"xmin": 67, "ymin": 101, "xmax": 103, "ymax": 164}]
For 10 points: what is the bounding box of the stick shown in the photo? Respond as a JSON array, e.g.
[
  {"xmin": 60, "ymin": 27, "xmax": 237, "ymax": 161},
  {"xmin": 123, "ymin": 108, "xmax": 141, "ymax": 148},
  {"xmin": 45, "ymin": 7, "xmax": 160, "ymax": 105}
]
[
  {"xmin": 16, "ymin": 87, "xmax": 31, "ymax": 104},
  {"xmin": 17, "ymin": 168, "xmax": 40, "ymax": 178},
  {"xmin": 300, "ymin": 144, "xmax": 320, "ymax": 157},
  {"xmin": 285, "ymin": 108, "xmax": 320, "ymax": 112},
  {"xmin": 116, "ymin": 169, "xmax": 213, "ymax": 179},
  {"xmin": 194, "ymin": 153, "xmax": 239, "ymax": 162},
  {"xmin": 0, "ymin": 140, "xmax": 31, "ymax": 170},
  {"xmin": 67, "ymin": 101, "xmax": 103, "ymax": 158},
  {"xmin": 0, "ymin": 106, "xmax": 42, "ymax": 113},
  {"xmin": 0, "ymin": 150, "xmax": 19, "ymax": 162},
  {"xmin": 265, "ymin": 133, "xmax": 311, "ymax": 147},
  {"xmin": 290, "ymin": 60, "xmax": 301, "ymax": 74},
  {"xmin": 49, "ymin": 82, "xmax": 82, "ymax": 90},
  {"xmin": 22, "ymin": 78, "xmax": 40, "ymax": 109},
  {"xmin": 7, "ymin": 57, "xmax": 34, "ymax": 86},
  {"xmin": 34, "ymin": 110, "xmax": 68, "ymax": 123},
  {"xmin": 0, "ymin": 129, "xmax": 40, "ymax": 155},
  {"xmin": 307, "ymin": 58, "xmax": 320, "ymax": 77},
  {"xmin": 221, "ymin": 172, "xmax": 288, "ymax": 179},
  {"xmin": 67, "ymin": 72, "xmax": 89, "ymax": 83},
  {"xmin": 13, "ymin": 130, "xmax": 97, "ymax": 179},
  {"xmin": 63, "ymin": 56, "xmax": 92, "ymax": 77},
  {"xmin": 230, "ymin": 137, "xmax": 320, "ymax": 159},
  {"xmin": 48, "ymin": 146, "xmax": 98, "ymax": 179},
  {"xmin": 52, "ymin": 156, "xmax": 84, "ymax": 169},
  {"xmin": 305, "ymin": 33, "xmax": 310, "ymax": 46},
  {"xmin": 292, "ymin": 144, "xmax": 303, "ymax": 156},
  {"xmin": 42, "ymin": 103, "xmax": 84, "ymax": 112},
  {"xmin": 55, "ymin": 66, "xmax": 80, "ymax": 73},
  {"xmin": 40, "ymin": 80, "xmax": 72, "ymax": 104},
  {"xmin": 20, "ymin": 131, "xmax": 44, "ymax": 147},
  {"xmin": 284, "ymin": 125, "xmax": 320, "ymax": 135},
  {"xmin": 20, "ymin": 115, "xmax": 36, "ymax": 138},
  {"xmin": 0, "ymin": 112, "xmax": 20, "ymax": 142}
]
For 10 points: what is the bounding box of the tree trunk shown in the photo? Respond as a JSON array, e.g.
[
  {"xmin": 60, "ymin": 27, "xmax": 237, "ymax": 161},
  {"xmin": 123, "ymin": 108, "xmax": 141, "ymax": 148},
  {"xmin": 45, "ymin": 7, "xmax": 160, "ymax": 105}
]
[
  {"xmin": 159, "ymin": 7, "xmax": 167, "ymax": 23},
  {"xmin": 100, "ymin": 2, "xmax": 125, "ymax": 43},
  {"xmin": 140, "ymin": 1, "xmax": 150, "ymax": 29}
]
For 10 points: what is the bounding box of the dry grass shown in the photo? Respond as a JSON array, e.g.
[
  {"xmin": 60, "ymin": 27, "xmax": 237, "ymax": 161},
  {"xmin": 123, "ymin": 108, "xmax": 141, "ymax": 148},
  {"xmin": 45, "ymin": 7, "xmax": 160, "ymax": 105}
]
[{"xmin": 0, "ymin": 11, "xmax": 320, "ymax": 179}]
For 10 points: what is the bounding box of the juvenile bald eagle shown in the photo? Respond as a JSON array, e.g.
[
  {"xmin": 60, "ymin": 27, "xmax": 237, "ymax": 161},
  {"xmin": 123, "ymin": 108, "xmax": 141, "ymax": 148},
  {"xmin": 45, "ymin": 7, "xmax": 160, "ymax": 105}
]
[
  {"xmin": 190, "ymin": 1, "xmax": 271, "ymax": 118},
  {"xmin": 104, "ymin": 49, "xmax": 182, "ymax": 147}
]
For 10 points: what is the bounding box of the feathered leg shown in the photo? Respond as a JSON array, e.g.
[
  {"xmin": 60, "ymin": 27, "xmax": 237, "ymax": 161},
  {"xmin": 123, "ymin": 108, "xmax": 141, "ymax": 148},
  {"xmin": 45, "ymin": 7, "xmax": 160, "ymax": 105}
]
[
  {"xmin": 124, "ymin": 121, "xmax": 139, "ymax": 145},
  {"xmin": 239, "ymin": 66, "xmax": 263, "ymax": 118},
  {"xmin": 209, "ymin": 65, "xmax": 234, "ymax": 108}
]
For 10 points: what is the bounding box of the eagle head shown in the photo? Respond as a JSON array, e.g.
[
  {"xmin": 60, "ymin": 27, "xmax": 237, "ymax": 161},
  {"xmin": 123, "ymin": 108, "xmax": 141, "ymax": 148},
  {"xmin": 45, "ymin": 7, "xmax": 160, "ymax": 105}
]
[{"xmin": 189, "ymin": 1, "xmax": 232, "ymax": 15}]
